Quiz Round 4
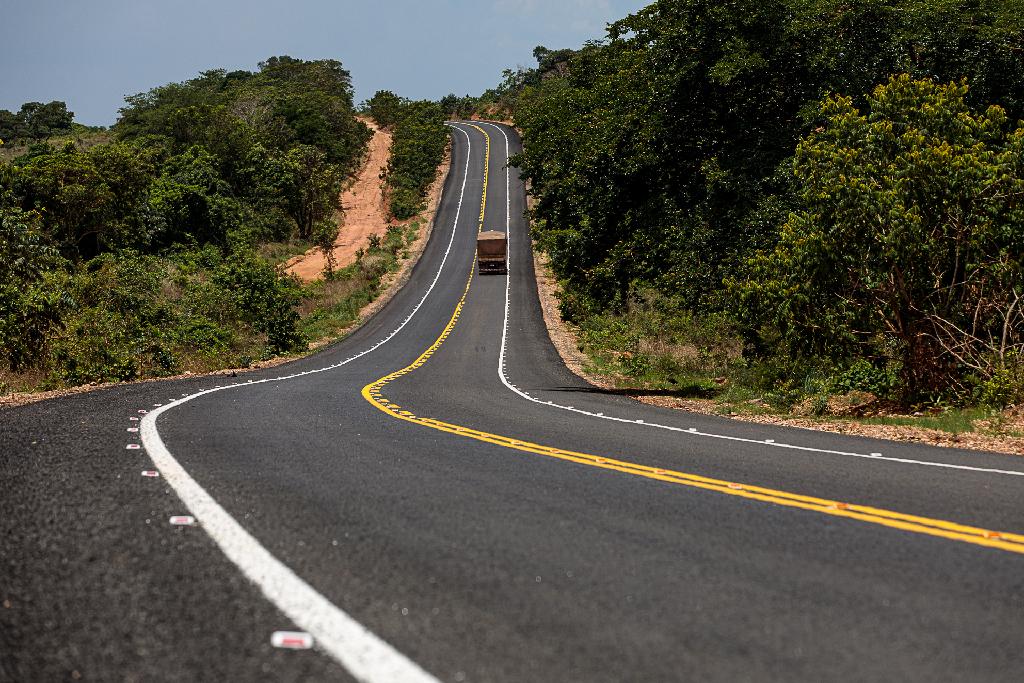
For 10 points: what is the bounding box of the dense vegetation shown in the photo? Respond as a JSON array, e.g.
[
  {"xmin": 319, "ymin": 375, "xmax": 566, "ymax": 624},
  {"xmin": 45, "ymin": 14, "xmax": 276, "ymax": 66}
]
[
  {"xmin": 492, "ymin": 0, "xmax": 1024, "ymax": 410},
  {"xmin": 0, "ymin": 101, "xmax": 75, "ymax": 143},
  {"xmin": 365, "ymin": 91, "xmax": 449, "ymax": 220},
  {"xmin": 0, "ymin": 57, "xmax": 382, "ymax": 391}
]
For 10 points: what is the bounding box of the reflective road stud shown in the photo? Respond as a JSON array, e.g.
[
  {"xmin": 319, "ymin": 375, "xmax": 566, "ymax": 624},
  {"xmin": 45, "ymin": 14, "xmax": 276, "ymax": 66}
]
[
  {"xmin": 141, "ymin": 470, "xmax": 160, "ymax": 478},
  {"xmin": 271, "ymin": 631, "xmax": 314, "ymax": 650},
  {"xmin": 169, "ymin": 516, "xmax": 196, "ymax": 526},
  {"xmin": 126, "ymin": 444, "xmax": 141, "ymax": 450}
]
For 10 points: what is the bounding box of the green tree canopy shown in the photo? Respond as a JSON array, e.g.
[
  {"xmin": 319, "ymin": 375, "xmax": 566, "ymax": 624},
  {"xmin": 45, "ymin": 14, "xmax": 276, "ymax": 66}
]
[
  {"xmin": 365, "ymin": 90, "xmax": 408, "ymax": 129},
  {"xmin": 733, "ymin": 75, "xmax": 1024, "ymax": 397},
  {"xmin": 0, "ymin": 101, "xmax": 75, "ymax": 142},
  {"xmin": 513, "ymin": 0, "xmax": 1024, "ymax": 315}
]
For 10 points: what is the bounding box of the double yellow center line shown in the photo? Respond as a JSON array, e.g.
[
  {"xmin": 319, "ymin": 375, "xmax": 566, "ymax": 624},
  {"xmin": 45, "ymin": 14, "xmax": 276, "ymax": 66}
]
[{"xmin": 361, "ymin": 124, "xmax": 1024, "ymax": 557}]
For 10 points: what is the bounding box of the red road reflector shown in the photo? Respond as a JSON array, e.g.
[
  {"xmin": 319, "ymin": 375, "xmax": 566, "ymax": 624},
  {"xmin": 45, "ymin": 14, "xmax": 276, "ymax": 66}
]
[
  {"xmin": 127, "ymin": 427, "xmax": 139, "ymax": 433},
  {"xmin": 831, "ymin": 502, "xmax": 850, "ymax": 511},
  {"xmin": 126, "ymin": 444, "xmax": 141, "ymax": 450},
  {"xmin": 138, "ymin": 410, "xmax": 148, "ymax": 414},
  {"xmin": 986, "ymin": 531, "xmax": 1002, "ymax": 539},
  {"xmin": 169, "ymin": 515, "xmax": 196, "ymax": 526},
  {"xmin": 271, "ymin": 631, "xmax": 314, "ymax": 649},
  {"xmin": 141, "ymin": 470, "xmax": 160, "ymax": 478}
]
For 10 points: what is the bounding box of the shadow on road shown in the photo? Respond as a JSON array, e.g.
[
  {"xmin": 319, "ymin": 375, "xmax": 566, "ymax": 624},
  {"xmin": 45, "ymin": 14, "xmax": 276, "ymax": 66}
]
[{"xmin": 545, "ymin": 385, "xmax": 718, "ymax": 399}]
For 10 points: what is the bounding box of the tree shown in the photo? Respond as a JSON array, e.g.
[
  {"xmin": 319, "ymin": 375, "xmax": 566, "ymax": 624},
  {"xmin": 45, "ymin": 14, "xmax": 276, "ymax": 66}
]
[
  {"xmin": 88, "ymin": 142, "xmax": 154, "ymax": 250},
  {"xmin": 311, "ymin": 217, "xmax": 339, "ymax": 277},
  {"xmin": 148, "ymin": 145, "xmax": 241, "ymax": 248},
  {"xmin": 0, "ymin": 101, "xmax": 75, "ymax": 142},
  {"xmin": 19, "ymin": 101, "xmax": 74, "ymax": 140},
  {"xmin": 0, "ymin": 109, "xmax": 22, "ymax": 142},
  {"xmin": 365, "ymin": 90, "xmax": 407, "ymax": 129},
  {"xmin": 281, "ymin": 144, "xmax": 342, "ymax": 239},
  {"xmin": 117, "ymin": 57, "xmax": 370, "ymax": 174},
  {"xmin": 14, "ymin": 143, "xmax": 113, "ymax": 259},
  {"xmin": 439, "ymin": 94, "xmax": 459, "ymax": 118},
  {"xmin": 733, "ymin": 75, "xmax": 1024, "ymax": 397}
]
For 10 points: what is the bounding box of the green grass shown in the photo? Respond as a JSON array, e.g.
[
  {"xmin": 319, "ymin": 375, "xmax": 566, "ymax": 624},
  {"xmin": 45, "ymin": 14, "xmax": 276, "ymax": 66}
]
[
  {"xmin": 860, "ymin": 408, "xmax": 990, "ymax": 434},
  {"xmin": 562, "ymin": 289, "xmax": 1016, "ymax": 436},
  {"xmin": 296, "ymin": 221, "xmax": 420, "ymax": 342},
  {"xmin": 258, "ymin": 239, "xmax": 313, "ymax": 266},
  {"xmin": 298, "ymin": 265, "xmax": 379, "ymax": 341}
]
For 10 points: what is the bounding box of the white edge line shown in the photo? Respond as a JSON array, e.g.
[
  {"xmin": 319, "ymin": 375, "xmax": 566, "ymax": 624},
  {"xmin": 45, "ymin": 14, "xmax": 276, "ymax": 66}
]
[
  {"xmin": 475, "ymin": 121, "xmax": 1024, "ymax": 480},
  {"xmin": 141, "ymin": 419, "xmax": 435, "ymax": 681},
  {"xmin": 137, "ymin": 125, "xmax": 480, "ymax": 682}
]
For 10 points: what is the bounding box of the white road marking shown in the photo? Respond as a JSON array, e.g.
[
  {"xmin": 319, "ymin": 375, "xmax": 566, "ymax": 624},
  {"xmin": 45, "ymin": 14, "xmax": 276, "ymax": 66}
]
[
  {"xmin": 474, "ymin": 120, "xmax": 1024, "ymax": 480},
  {"xmin": 138, "ymin": 126, "xmax": 481, "ymax": 682}
]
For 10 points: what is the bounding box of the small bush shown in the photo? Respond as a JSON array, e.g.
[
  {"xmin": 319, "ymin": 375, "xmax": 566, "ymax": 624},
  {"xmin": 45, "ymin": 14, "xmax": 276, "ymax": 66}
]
[{"xmin": 834, "ymin": 359, "xmax": 900, "ymax": 399}]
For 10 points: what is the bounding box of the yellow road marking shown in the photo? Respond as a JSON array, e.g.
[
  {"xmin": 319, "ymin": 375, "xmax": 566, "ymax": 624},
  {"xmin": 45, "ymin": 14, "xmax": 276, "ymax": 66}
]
[{"xmin": 361, "ymin": 124, "xmax": 1024, "ymax": 556}]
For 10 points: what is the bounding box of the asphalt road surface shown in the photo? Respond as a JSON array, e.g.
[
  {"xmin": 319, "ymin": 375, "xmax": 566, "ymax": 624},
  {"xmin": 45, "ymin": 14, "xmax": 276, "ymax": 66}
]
[{"xmin": 3, "ymin": 122, "xmax": 1024, "ymax": 682}]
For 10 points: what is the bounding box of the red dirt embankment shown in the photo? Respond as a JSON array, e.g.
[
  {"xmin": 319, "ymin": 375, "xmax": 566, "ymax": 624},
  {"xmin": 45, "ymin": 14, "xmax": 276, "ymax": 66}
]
[{"xmin": 285, "ymin": 118, "xmax": 392, "ymax": 281}]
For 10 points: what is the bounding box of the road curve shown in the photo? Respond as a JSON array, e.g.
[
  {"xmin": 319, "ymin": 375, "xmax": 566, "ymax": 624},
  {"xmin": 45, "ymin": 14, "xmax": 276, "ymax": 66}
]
[{"xmin": 3, "ymin": 122, "xmax": 1024, "ymax": 682}]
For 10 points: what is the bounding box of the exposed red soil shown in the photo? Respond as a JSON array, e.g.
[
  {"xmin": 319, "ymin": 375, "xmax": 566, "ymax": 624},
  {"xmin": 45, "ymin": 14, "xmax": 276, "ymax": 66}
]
[{"xmin": 285, "ymin": 118, "xmax": 393, "ymax": 281}]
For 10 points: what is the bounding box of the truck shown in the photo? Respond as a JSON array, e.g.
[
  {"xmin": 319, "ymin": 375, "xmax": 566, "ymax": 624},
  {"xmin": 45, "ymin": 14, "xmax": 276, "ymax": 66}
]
[{"xmin": 476, "ymin": 231, "xmax": 507, "ymax": 275}]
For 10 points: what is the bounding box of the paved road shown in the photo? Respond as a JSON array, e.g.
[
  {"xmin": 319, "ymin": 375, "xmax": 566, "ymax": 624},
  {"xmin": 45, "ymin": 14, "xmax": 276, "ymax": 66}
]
[{"xmin": 3, "ymin": 122, "xmax": 1024, "ymax": 682}]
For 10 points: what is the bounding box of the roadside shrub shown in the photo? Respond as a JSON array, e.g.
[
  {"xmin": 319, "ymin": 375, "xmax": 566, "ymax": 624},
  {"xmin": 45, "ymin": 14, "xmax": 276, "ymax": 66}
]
[
  {"xmin": 574, "ymin": 289, "xmax": 745, "ymax": 393},
  {"xmin": 0, "ymin": 204, "xmax": 70, "ymax": 371},
  {"xmin": 833, "ymin": 359, "xmax": 901, "ymax": 400},
  {"xmin": 971, "ymin": 358, "xmax": 1023, "ymax": 408},
  {"xmin": 211, "ymin": 251, "xmax": 305, "ymax": 353},
  {"xmin": 48, "ymin": 253, "xmax": 177, "ymax": 384}
]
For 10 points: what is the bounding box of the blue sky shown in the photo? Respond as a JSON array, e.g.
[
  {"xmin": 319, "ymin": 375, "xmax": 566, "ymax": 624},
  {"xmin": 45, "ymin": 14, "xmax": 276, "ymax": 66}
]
[{"xmin": 0, "ymin": 0, "xmax": 651, "ymax": 126}]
